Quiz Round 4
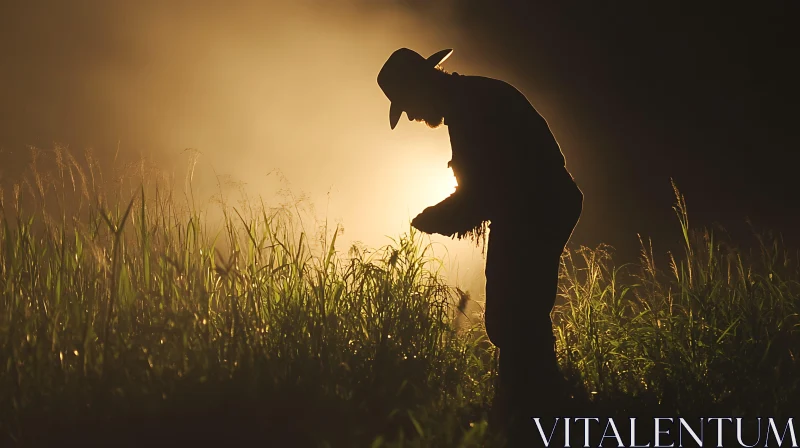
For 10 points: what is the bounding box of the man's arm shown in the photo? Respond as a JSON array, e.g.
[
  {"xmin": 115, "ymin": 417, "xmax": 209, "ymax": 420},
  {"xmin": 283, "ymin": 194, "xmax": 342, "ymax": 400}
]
[{"xmin": 411, "ymin": 185, "xmax": 489, "ymax": 238}]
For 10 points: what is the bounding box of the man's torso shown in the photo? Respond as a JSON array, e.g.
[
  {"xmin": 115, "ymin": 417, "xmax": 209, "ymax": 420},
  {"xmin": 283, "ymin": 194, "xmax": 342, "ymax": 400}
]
[{"xmin": 443, "ymin": 74, "xmax": 579, "ymax": 221}]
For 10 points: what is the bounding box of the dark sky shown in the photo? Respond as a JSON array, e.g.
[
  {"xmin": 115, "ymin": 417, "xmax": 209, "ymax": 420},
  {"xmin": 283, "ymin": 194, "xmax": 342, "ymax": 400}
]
[
  {"xmin": 443, "ymin": 1, "xmax": 799, "ymax": 260},
  {"xmin": 1, "ymin": 0, "xmax": 798, "ymax": 267}
]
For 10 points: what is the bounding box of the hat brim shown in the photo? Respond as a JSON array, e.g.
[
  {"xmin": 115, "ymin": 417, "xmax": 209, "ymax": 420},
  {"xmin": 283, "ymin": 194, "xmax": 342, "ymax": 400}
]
[
  {"xmin": 389, "ymin": 102, "xmax": 403, "ymax": 130},
  {"xmin": 426, "ymin": 48, "xmax": 453, "ymax": 67}
]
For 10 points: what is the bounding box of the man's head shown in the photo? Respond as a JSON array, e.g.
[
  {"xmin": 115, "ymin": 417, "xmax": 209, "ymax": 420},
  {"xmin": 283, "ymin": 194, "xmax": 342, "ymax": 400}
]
[{"xmin": 377, "ymin": 48, "xmax": 453, "ymax": 130}]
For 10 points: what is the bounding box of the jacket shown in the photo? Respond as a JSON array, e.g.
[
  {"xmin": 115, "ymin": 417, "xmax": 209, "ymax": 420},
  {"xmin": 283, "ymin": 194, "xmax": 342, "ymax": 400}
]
[{"xmin": 412, "ymin": 73, "xmax": 581, "ymax": 241}]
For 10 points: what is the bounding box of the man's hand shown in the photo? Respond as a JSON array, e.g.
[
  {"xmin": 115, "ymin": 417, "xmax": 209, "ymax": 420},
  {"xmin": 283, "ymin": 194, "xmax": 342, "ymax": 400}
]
[
  {"xmin": 411, "ymin": 188, "xmax": 489, "ymax": 237},
  {"xmin": 412, "ymin": 206, "xmax": 452, "ymax": 236}
]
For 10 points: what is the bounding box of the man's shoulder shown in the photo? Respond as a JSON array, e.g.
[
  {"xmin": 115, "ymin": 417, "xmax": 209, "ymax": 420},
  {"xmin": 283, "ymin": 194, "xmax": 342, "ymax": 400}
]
[
  {"xmin": 447, "ymin": 73, "xmax": 542, "ymax": 124},
  {"xmin": 452, "ymin": 74, "xmax": 521, "ymax": 97},
  {"xmin": 452, "ymin": 74, "xmax": 536, "ymax": 112}
]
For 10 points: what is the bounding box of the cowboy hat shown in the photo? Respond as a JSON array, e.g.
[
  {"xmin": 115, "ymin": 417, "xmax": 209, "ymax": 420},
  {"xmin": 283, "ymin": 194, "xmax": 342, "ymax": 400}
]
[{"xmin": 377, "ymin": 48, "xmax": 453, "ymax": 130}]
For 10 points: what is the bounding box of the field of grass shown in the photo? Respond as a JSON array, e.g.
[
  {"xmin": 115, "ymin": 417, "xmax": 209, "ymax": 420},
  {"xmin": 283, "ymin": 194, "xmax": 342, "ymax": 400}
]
[{"xmin": 1, "ymin": 147, "xmax": 799, "ymax": 447}]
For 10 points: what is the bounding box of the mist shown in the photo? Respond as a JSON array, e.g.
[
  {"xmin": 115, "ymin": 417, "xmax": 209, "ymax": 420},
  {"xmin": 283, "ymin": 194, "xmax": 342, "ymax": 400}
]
[{"xmin": 1, "ymin": 1, "xmax": 495, "ymax": 299}]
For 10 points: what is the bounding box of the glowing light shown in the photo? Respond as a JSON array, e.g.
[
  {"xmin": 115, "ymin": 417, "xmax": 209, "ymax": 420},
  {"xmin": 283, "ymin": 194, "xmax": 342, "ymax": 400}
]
[
  {"xmin": 425, "ymin": 169, "xmax": 458, "ymax": 203},
  {"xmin": 403, "ymin": 157, "xmax": 459, "ymax": 216}
]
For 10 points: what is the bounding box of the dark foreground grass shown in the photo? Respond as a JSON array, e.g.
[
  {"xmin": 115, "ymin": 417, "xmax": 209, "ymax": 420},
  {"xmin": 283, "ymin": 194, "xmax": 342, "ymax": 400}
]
[{"xmin": 1, "ymin": 148, "xmax": 799, "ymax": 447}]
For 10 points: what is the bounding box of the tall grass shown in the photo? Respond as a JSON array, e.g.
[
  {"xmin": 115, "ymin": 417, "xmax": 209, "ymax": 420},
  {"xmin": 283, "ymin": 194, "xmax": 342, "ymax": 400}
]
[
  {"xmin": 1, "ymin": 146, "xmax": 798, "ymax": 447},
  {"xmin": 554, "ymin": 181, "xmax": 800, "ymax": 419},
  {"xmin": 0, "ymin": 147, "xmax": 495, "ymax": 447}
]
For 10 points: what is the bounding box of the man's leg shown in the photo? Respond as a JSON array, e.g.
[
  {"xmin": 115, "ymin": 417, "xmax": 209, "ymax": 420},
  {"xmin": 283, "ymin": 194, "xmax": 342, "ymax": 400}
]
[
  {"xmin": 500, "ymin": 251, "xmax": 568, "ymax": 446},
  {"xmin": 485, "ymin": 229, "xmax": 569, "ymax": 444}
]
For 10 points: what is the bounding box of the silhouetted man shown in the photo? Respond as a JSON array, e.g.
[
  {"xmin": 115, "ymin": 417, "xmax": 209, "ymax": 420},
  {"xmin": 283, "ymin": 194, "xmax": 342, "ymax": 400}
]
[{"xmin": 378, "ymin": 48, "xmax": 583, "ymax": 444}]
